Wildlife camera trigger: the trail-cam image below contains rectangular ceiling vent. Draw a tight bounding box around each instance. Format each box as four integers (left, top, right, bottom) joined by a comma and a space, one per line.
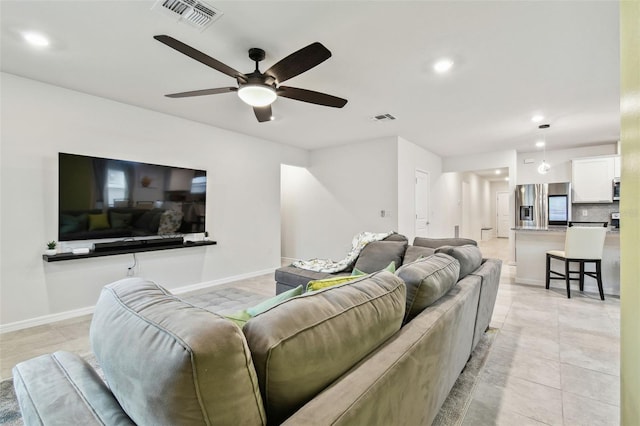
152, 0, 222, 30
370, 113, 397, 122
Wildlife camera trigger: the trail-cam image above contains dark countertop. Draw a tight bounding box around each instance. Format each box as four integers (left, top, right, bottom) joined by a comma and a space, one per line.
512, 226, 620, 233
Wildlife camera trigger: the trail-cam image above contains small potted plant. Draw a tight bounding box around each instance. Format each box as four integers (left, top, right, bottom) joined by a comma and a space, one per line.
45, 241, 57, 256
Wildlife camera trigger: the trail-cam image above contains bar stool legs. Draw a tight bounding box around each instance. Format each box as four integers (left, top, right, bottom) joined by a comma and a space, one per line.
545, 254, 605, 300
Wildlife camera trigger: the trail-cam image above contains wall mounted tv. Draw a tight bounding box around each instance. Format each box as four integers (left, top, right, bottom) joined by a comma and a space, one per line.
58, 153, 206, 242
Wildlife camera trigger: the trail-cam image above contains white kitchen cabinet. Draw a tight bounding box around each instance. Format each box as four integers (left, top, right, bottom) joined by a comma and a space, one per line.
572, 157, 615, 203
614, 155, 621, 179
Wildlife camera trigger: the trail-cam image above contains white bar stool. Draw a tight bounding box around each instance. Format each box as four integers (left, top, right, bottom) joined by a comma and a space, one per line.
545, 222, 608, 300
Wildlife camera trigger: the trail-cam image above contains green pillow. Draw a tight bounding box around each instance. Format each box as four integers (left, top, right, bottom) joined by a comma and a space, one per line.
246, 285, 303, 316
352, 261, 396, 276
306, 274, 363, 292
225, 310, 252, 328
88, 213, 110, 231
225, 285, 303, 328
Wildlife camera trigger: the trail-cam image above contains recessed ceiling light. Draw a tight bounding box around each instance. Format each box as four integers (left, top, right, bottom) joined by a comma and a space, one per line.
433, 59, 454, 74
536, 140, 545, 148
22, 31, 50, 47
531, 114, 544, 123
505, 177, 509, 181
495, 170, 501, 175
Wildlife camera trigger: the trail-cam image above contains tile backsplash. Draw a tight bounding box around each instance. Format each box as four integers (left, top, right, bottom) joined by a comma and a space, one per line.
571, 202, 619, 225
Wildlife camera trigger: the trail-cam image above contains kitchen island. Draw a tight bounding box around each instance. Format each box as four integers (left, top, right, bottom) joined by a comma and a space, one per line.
514, 226, 621, 296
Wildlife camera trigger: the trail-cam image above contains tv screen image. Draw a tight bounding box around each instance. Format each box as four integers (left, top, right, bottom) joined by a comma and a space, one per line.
58, 153, 206, 241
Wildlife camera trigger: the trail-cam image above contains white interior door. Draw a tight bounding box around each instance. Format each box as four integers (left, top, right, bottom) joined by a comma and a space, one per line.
415, 170, 430, 237
497, 191, 510, 238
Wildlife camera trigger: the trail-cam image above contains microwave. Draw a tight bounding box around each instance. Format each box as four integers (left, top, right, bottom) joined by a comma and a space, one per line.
613, 178, 620, 200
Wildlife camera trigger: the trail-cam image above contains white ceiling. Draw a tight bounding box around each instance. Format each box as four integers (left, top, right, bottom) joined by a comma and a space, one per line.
0, 1, 620, 157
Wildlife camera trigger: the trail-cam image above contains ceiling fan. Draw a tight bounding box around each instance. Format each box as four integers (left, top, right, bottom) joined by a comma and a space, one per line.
154, 35, 348, 122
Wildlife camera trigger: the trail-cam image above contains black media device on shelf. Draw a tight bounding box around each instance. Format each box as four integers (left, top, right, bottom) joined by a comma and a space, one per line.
58, 153, 207, 242
93, 237, 185, 252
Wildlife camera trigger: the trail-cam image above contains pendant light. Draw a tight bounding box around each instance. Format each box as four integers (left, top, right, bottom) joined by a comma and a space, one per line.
537, 124, 551, 174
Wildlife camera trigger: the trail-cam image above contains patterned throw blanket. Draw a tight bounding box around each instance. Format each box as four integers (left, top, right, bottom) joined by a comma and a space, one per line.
293, 231, 394, 273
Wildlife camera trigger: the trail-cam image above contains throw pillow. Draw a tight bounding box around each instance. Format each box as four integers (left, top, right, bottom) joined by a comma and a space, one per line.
88, 213, 110, 231
402, 245, 436, 264
224, 285, 303, 327
352, 240, 407, 274
352, 260, 396, 276
246, 285, 303, 316
434, 244, 483, 279
158, 210, 184, 235
60, 213, 88, 234
225, 310, 252, 328
306, 275, 362, 292
109, 211, 133, 229
395, 253, 460, 323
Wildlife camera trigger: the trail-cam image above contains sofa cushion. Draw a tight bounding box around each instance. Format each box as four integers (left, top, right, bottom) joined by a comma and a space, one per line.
412, 237, 477, 249
353, 240, 407, 273
382, 233, 409, 242
435, 244, 483, 279
90, 278, 266, 426
243, 271, 406, 425
402, 245, 436, 264
395, 253, 460, 323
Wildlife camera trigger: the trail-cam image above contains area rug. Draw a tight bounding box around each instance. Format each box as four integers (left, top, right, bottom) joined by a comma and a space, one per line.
0, 300, 498, 426
432, 327, 499, 425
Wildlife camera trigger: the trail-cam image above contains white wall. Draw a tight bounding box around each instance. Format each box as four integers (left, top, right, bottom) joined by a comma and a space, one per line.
0, 73, 307, 327
516, 144, 617, 184
444, 149, 518, 261
397, 137, 445, 241
280, 137, 398, 261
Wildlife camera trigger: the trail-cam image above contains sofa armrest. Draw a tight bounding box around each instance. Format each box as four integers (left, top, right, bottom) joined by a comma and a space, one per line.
12, 351, 134, 426
467, 258, 502, 350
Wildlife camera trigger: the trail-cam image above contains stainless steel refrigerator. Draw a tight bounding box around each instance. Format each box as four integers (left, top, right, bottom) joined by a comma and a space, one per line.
515, 182, 571, 228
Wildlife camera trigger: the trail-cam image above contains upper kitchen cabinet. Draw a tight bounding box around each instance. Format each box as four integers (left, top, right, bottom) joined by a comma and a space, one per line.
572, 156, 615, 203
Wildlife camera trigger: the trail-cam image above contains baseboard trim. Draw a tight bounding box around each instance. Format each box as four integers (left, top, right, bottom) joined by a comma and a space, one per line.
0, 268, 277, 334
171, 268, 276, 295
0, 306, 96, 334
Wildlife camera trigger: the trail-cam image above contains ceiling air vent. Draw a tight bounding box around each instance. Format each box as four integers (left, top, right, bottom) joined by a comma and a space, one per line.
370, 113, 397, 122
152, 0, 222, 30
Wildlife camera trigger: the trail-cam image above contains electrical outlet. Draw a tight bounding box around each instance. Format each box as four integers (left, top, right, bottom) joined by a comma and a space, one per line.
582, 209, 588, 217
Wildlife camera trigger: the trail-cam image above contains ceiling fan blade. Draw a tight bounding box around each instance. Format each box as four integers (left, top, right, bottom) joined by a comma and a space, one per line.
265, 42, 331, 84
253, 105, 272, 122
166, 87, 238, 98
277, 86, 347, 108
154, 35, 246, 81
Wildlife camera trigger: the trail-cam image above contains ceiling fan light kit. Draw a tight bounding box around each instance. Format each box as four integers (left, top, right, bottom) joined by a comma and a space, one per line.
238, 85, 277, 107
154, 35, 347, 122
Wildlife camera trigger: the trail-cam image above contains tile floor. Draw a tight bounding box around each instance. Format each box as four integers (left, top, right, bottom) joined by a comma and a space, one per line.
464, 238, 620, 425
0, 238, 621, 425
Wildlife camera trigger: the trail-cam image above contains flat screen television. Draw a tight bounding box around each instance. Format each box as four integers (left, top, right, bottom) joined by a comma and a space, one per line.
548, 194, 568, 226
58, 153, 206, 241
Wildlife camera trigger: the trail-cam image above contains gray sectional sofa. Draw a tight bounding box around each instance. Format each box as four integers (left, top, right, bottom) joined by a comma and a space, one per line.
13, 236, 501, 426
